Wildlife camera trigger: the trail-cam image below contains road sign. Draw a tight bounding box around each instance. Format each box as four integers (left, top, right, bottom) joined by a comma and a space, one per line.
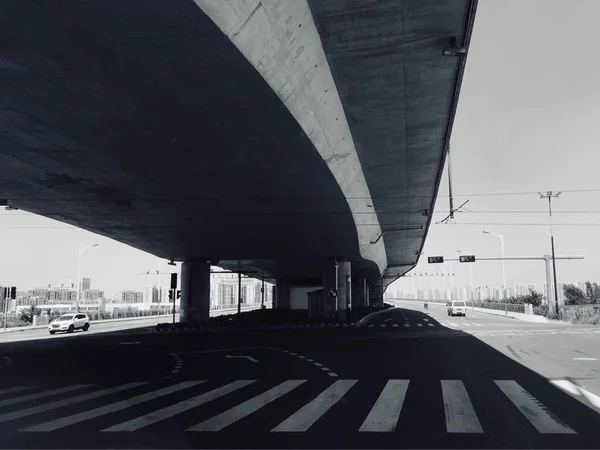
428, 256, 444, 264
459, 255, 476, 263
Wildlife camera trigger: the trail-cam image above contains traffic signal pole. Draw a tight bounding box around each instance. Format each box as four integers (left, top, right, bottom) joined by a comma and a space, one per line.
3, 288, 8, 333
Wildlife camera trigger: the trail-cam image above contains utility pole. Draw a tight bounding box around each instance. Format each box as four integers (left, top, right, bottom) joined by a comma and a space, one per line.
539, 191, 561, 315
237, 272, 242, 315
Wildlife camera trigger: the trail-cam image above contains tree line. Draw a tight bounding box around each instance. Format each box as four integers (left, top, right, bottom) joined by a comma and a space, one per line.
562, 281, 600, 305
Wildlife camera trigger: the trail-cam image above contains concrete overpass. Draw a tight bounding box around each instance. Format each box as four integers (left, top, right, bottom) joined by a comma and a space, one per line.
0, 0, 477, 322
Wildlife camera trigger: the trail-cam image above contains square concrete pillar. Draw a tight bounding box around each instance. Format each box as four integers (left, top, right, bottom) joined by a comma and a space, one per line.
274, 281, 291, 309
180, 260, 210, 323
369, 282, 383, 307
352, 277, 368, 308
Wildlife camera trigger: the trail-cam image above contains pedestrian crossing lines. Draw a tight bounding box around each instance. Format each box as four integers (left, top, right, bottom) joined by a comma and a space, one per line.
0, 377, 590, 435
365, 321, 484, 329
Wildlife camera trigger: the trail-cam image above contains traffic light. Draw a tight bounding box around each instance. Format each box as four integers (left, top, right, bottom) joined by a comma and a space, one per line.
10, 287, 16, 299
427, 256, 444, 264
168, 290, 174, 301
176, 290, 181, 299
459, 255, 476, 263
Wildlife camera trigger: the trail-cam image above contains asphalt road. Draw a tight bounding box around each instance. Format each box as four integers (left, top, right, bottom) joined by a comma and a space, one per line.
0, 303, 599, 449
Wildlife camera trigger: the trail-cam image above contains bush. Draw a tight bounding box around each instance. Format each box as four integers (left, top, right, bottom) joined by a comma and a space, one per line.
561, 307, 600, 325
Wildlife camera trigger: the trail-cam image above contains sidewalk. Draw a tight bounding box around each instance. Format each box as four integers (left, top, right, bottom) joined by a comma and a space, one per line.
469, 306, 551, 323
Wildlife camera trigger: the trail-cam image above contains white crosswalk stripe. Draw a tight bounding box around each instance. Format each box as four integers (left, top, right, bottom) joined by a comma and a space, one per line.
0, 384, 91, 408
187, 380, 305, 431
441, 380, 482, 433
0, 377, 589, 435
273, 380, 357, 431
495, 380, 575, 434
0, 383, 147, 424
360, 380, 409, 432
22, 382, 202, 432
103, 380, 255, 432
0, 386, 36, 397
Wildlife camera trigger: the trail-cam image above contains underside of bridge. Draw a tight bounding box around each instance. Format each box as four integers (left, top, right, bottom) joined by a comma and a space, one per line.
0, 1, 477, 302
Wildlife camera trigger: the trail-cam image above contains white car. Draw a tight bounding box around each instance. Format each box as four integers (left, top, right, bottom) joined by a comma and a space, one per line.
48, 314, 90, 334
447, 300, 467, 317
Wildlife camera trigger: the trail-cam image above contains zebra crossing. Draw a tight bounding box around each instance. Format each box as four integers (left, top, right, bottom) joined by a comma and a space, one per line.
0, 377, 592, 435
366, 320, 484, 329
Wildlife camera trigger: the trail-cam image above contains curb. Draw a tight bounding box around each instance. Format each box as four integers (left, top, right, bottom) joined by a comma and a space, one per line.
154, 322, 358, 333
470, 307, 551, 324
356, 306, 396, 328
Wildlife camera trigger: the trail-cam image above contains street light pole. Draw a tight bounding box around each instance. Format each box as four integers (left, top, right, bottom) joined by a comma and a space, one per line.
76, 244, 98, 313
483, 231, 507, 314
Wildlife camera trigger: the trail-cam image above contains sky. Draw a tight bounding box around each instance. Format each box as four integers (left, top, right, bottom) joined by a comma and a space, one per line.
1, 0, 600, 297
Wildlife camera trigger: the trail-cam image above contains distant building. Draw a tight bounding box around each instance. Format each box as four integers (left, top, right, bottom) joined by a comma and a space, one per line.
143, 286, 159, 305
120, 290, 144, 303
83, 289, 104, 301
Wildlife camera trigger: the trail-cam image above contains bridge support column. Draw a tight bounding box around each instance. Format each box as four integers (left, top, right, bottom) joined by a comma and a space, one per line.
352, 277, 368, 308
180, 260, 210, 323
323, 260, 351, 322
274, 281, 291, 309
369, 282, 383, 307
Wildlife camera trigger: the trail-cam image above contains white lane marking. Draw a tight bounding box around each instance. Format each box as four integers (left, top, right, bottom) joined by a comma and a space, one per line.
380, 324, 386, 328
450, 322, 459, 327
368, 324, 374, 328
404, 323, 410, 328
573, 357, 598, 361
428, 323, 435, 327
0, 384, 91, 408
188, 380, 305, 431
314, 363, 322, 367
495, 380, 575, 434
0, 383, 147, 425
463, 323, 471, 327
441, 380, 483, 433
272, 380, 357, 432
473, 323, 482, 327
0, 386, 36, 397
393, 324, 399, 328
23, 381, 203, 432
360, 380, 409, 432
119, 342, 140, 345
328, 372, 338, 378
551, 379, 600, 410
384, 319, 391, 323
417, 324, 423, 328
103, 380, 254, 432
